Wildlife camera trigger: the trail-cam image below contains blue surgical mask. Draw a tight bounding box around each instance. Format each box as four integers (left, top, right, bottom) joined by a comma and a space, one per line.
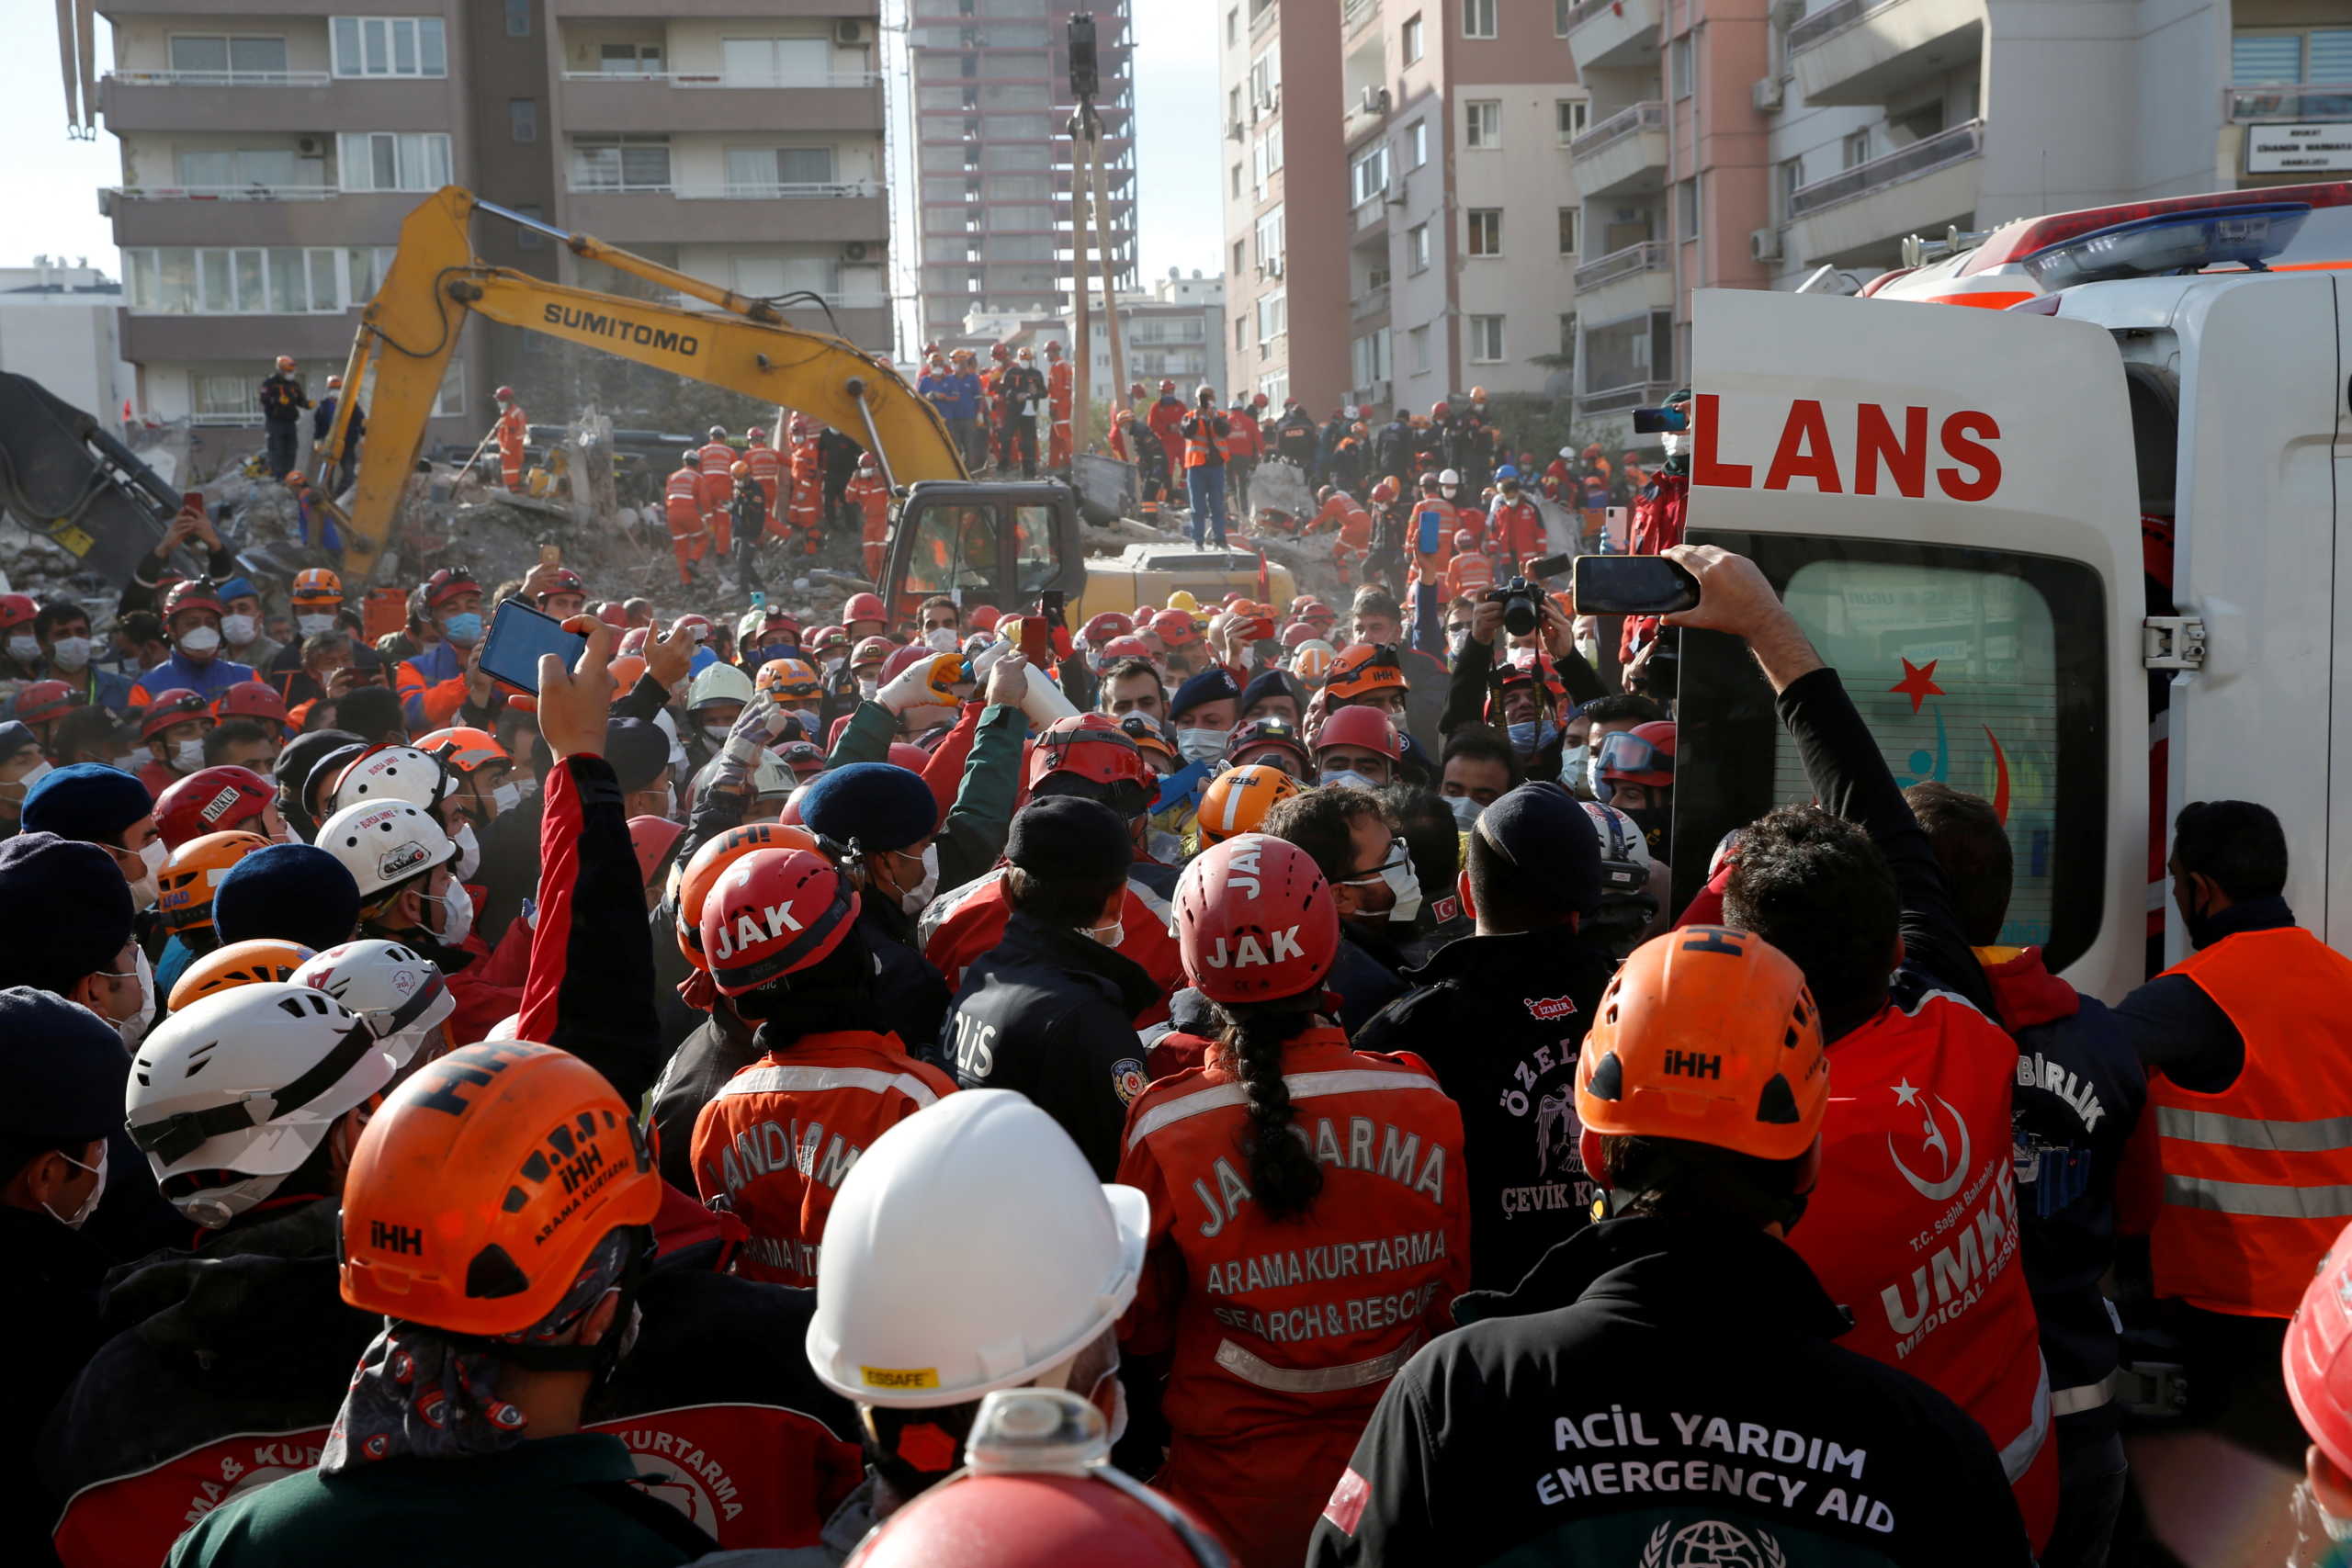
1507, 718, 1558, 757
441, 612, 483, 646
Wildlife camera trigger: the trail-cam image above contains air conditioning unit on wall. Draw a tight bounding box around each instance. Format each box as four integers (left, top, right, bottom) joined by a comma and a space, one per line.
1361, 85, 1391, 115
836, 20, 868, 45
1752, 76, 1783, 113
1751, 227, 1784, 262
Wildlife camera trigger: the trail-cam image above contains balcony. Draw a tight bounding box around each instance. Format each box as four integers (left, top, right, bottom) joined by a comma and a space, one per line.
1569, 101, 1669, 200
2224, 81, 2352, 123
1578, 378, 1679, 419
121, 310, 361, 368
1342, 0, 1381, 39
1788, 0, 1984, 109
101, 187, 424, 246
558, 72, 882, 133
1573, 241, 1673, 322
563, 181, 887, 244
1564, 0, 1660, 74
97, 71, 450, 133
551, 0, 878, 15
1351, 283, 1389, 319
1786, 118, 1981, 264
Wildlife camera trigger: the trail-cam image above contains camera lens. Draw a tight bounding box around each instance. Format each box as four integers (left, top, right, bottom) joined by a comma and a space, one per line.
1502, 592, 1539, 638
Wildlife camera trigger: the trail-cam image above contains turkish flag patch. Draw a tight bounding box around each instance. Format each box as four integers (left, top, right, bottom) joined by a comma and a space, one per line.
1322, 1467, 1371, 1535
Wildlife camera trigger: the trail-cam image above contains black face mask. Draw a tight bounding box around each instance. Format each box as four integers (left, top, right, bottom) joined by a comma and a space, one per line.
2177, 883, 2222, 950
1624, 804, 1672, 865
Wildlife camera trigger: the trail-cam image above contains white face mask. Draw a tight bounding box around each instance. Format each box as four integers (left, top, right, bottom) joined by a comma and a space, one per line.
11, 759, 52, 795
43, 1143, 107, 1230
1321, 768, 1381, 795
107, 949, 157, 1047
171, 738, 207, 774
823, 654, 848, 675
895, 841, 941, 916
1660, 429, 1690, 459
1446, 793, 1484, 831
1085, 915, 1126, 948
139, 838, 169, 879
426, 880, 474, 947
177, 625, 222, 656
701, 722, 732, 747
49, 636, 92, 671
857, 676, 881, 701
490, 780, 525, 813
1584, 748, 1607, 800
1176, 727, 1230, 766
6, 634, 39, 664
220, 615, 258, 647
1379, 847, 1424, 925
296, 613, 336, 637
1560, 742, 1590, 792
924, 626, 960, 651
452, 820, 481, 881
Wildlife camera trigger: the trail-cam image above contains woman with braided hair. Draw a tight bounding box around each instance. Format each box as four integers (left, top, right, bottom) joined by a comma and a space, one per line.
1116, 832, 1470, 1568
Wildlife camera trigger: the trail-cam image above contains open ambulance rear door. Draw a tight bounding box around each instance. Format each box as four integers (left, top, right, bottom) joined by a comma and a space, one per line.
1675, 288, 2148, 1002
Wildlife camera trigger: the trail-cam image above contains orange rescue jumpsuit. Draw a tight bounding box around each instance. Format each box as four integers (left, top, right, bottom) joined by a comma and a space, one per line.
1047, 356, 1074, 468
495, 402, 528, 491
787, 425, 823, 554
847, 468, 891, 581
699, 439, 738, 554
663, 465, 708, 584
746, 441, 785, 538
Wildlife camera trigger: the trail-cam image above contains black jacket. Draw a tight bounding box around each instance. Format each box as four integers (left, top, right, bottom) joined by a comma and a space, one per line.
1354, 924, 1619, 1293
940, 910, 1159, 1179
1375, 421, 1413, 480
3, 1208, 111, 1567
859, 897, 951, 1064
651, 1002, 763, 1194
1328, 926, 1410, 1037
1307, 1218, 2034, 1568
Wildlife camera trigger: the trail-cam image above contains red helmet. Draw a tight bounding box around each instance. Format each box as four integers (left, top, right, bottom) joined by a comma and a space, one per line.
776, 740, 827, 780
1149, 609, 1199, 647
1080, 611, 1135, 646
1598, 720, 1677, 789
162, 581, 223, 622
154, 764, 275, 848
1226, 716, 1309, 770
2289, 1221, 2352, 1479
699, 847, 860, 997
1251, 391, 1270, 407
13, 679, 74, 726
844, 592, 888, 626
1297, 598, 1335, 624
1430, 400, 1452, 421
594, 600, 628, 627
1027, 713, 1150, 793
1280, 622, 1316, 649
851, 635, 896, 670
673, 822, 822, 967
212, 681, 288, 728
808, 625, 853, 656
746, 425, 768, 444
1177, 834, 1339, 1004
420, 567, 480, 611
990, 343, 1011, 360
1369, 476, 1400, 502
880, 644, 934, 684
494, 385, 516, 401
616, 626, 650, 658
1312, 703, 1402, 761
0, 593, 36, 628
1158, 378, 1177, 393
534, 567, 586, 602
139, 688, 213, 742
1100, 636, 1153, 663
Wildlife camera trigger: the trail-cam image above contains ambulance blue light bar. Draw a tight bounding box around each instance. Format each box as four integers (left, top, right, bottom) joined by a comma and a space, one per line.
2019, 203, 2311, 290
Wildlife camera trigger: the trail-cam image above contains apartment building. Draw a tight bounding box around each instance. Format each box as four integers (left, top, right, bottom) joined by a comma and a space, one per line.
907, 0, 1137, 348
77, 0, 887, 444
1061, 271, 1227, 394
1218, 0, 1584, 423
0, 262, 131, 422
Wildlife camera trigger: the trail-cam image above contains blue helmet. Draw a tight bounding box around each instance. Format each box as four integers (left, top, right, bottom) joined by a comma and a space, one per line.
1493, 464, 1520, 482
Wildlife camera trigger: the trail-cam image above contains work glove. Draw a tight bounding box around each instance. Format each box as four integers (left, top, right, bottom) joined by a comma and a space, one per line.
876, 651, 973, 715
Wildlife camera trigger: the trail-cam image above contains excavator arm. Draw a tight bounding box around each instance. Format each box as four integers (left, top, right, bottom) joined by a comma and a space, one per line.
324, 186, 966, 583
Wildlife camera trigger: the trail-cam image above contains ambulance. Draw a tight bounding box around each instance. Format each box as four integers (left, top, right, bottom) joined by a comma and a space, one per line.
1674, 185, 2352, 1004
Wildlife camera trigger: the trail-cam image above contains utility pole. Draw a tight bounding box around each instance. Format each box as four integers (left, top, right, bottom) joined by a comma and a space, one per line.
1068, 15, 1125, 419
1065, 20, 1092, 458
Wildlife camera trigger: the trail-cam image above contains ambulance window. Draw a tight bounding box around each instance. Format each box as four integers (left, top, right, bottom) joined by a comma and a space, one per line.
1675, 535, 2109, 972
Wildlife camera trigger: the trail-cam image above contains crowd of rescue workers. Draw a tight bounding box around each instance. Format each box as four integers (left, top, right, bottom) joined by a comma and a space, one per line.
2, 371, 2346, 1568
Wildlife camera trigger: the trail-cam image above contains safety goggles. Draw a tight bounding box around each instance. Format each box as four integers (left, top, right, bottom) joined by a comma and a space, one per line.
1596, 729, 1673, 778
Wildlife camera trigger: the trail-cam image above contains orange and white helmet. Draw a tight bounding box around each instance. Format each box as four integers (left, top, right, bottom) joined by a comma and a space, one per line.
1289, 637, 1337, 683
1195, 764, 1303, 847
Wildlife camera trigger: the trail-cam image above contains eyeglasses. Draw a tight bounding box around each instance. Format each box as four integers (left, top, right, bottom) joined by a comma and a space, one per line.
1340, 837, 1409, 886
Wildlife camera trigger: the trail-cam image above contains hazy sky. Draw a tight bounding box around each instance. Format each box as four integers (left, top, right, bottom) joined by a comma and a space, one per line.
0, 3, 1222, 282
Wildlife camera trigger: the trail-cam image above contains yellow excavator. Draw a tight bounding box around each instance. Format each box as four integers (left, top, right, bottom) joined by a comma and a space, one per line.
319, 187, 1289, 622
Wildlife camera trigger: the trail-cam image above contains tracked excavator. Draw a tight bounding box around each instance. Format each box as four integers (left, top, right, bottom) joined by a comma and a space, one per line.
314, 187, 1287, 621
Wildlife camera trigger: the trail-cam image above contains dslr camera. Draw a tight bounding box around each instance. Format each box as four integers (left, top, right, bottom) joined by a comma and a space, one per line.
1486, 576, 1544, 638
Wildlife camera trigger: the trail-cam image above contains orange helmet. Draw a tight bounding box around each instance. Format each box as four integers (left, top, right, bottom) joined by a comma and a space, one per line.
1196, 764, 1304, 846
606, 654, 648, 694
730, 459, 752, 479
292, 568, 344, 604
157, 830, 273, 937
673, 821, 822, 967
1469, 385, 1487, 401
1576, 926, 1828, 1163
415, 726, 509, 775
167, 938, 318, 1012
1323, 643, 1408, 703
755, 657, 822, 705
339, 1042, 661, 1337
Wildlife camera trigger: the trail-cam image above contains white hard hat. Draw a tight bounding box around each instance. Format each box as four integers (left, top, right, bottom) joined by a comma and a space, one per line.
686, 659, 755, 714
1438, 468, 1462, 487
328, 744, 451, 815
1580, 799, 1654, 874
808, 1090, 1148, 1408
127, 983, 393, 1228
1342, 404, 1359, 420
314, 799, 458, 901
291, 938, 455, 1070
1558, 446, 1575, 459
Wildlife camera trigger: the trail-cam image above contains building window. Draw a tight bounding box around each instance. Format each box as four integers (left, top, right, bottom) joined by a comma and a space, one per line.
509, 99, 538, 143
1467, 208, 1502, 256
725, 146, 836, 194
1236, 316, 1247, 353
175, 148, 303, 188
599, 42, 663, 74
1231, 163, 1244, 197
1670, 35, 1692, 98
1469, 315, 1505, 363
1465, 100, 1501, 148
1407, 118, 1428, 167
1843, 128, 1871, 168
1675, 176, 1699, 242
166, 35, 289, 79
337, 132, 454, 192
1409, 323, 1430, 373
124, 244, 351, 315
724, 35, 834, 85
504, 0, 530, 38
1777, 155, 1804, 221
1559, 310, 1577, 359
1407, 221, 1430, 273
1464, 0, 1498, 39
1557, 206, 1580, 255
2232, 28, 2352, 85
1555, 0, 1573, 36
329, 16, 447, 78
1255, 290, 1286, 344
1230, 86, 1242, 123
1234, 238, 1247, 273
1556, 98, 1588, 145
1227, 6, 1238, 45
1351, 142, 1389, 207
1402, 14, 1424, 63
1249, 49, 1280, 110
570, 133, 672, 192
1256, 204, 1287, 272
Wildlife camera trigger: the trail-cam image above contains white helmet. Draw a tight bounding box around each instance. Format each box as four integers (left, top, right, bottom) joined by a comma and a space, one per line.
1342, 403, 1359, 420
127, 983, 392, 1228
1438, 467, 1462, 488
1580, 799, 1653, 884
328, 744, 451, 815
686, 660, 755, 716
1558, 446, 1575, 459
808, 1090, 1148, 1408
291, 939, 455, 1071
315, 799, 458, 901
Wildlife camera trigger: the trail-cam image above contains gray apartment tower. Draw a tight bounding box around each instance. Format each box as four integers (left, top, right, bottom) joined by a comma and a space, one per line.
908, 0, 1136, 346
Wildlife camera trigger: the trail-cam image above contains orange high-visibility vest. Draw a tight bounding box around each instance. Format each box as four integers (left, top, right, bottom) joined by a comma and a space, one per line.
1182, 412, 1226, 468
664, 468, 705, 536
2150, 926, 2352, 1317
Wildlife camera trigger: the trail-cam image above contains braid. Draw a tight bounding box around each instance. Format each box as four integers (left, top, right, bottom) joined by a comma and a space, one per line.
1216, 1001, 1325, 1223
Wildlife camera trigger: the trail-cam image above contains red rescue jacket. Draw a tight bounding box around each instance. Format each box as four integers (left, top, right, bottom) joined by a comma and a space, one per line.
919, 865, 1180, 1024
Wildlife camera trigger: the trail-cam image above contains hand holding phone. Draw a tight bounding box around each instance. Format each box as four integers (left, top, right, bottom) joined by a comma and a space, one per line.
478, 599, 589, 694
1570, 555, 1702, 617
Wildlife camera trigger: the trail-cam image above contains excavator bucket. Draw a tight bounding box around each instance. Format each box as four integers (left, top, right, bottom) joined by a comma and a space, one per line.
0, 373, 175, 582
